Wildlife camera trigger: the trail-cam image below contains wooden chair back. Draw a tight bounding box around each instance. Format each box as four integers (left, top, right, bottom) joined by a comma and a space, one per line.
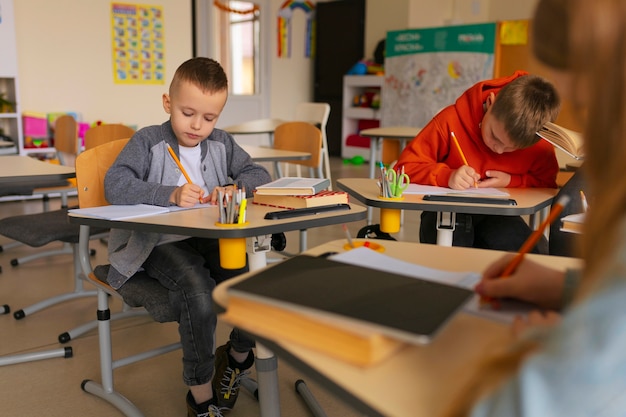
273, 121, 322, 169
75, 138, 130, 208
84, 124, 136, 150
53, 115, 79, 165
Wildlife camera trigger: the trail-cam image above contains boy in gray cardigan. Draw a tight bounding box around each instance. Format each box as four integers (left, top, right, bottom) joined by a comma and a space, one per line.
104, 57, 271, 417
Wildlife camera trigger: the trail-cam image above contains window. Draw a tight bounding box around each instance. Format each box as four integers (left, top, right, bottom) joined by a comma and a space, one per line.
211, 1, 260, 95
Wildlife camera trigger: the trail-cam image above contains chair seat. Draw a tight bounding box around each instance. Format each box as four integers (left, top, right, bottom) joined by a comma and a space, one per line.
93, 264, 178, 323
0, 208, 108, 246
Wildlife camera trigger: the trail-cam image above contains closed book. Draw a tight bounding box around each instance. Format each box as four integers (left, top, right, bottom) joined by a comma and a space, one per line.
223, 255, 473, 366
254, 177, 330, 196
252, 190, 349, 209
561, 212, 585, 234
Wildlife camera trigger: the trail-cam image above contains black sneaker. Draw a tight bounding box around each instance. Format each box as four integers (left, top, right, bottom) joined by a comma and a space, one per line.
212, 342, 254, 410
186, 391, 226, 417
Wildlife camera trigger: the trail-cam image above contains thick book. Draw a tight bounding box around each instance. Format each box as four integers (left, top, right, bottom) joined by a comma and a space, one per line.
561, 212, 585, 234
252, 190, 349, 209
254, 177, 330, 196
223, 255, 473, 366
537, 122, 584, 160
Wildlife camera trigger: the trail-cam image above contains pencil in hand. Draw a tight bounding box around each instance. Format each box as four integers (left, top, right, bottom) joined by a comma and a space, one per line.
450, 131, 477, 188
167, 143, 202, 203
480, 195, 571, 306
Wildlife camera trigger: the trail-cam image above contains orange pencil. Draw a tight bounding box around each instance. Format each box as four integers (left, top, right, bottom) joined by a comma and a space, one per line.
167, 144, 203, 203
450, 131, 477, 188
167, 144, 193, 184
481, 195, 570, 305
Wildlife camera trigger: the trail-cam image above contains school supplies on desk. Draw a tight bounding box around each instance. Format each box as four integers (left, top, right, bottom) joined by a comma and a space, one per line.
331, 248, 535, 324
255, 177, 330, 196
561, 212, 585, 234
403, 183, 510, 197
69, 203, 214, 220
217, 187, 247, 225
263, 204, 350, 219
252, 190, 348, 209
222, 254, 473, 366
378, 165, 410, 198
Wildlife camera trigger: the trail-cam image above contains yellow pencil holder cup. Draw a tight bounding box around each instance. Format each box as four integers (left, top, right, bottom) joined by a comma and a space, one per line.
378, 196, 404, 234
218, 237, 247, 269
215, 221, 250, 269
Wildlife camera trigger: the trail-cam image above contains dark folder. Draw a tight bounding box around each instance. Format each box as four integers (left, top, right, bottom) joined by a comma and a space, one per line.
228, 255, 473, 345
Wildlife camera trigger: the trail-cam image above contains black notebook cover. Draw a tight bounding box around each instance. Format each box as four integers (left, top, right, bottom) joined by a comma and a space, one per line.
228, 255, 473, 344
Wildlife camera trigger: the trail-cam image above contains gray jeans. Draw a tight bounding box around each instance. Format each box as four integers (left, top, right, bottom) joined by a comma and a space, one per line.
142, 237, 255, 386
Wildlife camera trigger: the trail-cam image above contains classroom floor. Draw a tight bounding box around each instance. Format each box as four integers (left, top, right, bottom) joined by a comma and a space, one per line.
0, 156, 423, 417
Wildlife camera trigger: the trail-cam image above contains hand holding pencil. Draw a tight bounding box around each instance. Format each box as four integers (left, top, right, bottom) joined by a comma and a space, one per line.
450, 131, 479, 189
478, 195, 570, 307
167, 143, 204, 205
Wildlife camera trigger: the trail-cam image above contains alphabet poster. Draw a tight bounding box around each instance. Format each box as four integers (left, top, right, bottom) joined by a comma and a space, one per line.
381, 23, 496, 128
111, 3, 165, 84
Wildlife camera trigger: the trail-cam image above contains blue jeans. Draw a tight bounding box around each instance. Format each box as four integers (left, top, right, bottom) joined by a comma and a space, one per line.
142, 237, 255, 387
420, 212, 548, 254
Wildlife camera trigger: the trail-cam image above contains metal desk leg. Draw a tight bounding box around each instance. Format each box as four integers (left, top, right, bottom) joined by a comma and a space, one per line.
436, 212, 456, 247
255, 343, 281, 417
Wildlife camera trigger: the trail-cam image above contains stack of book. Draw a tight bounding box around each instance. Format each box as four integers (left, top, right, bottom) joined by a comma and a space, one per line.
253, 177, 349, 209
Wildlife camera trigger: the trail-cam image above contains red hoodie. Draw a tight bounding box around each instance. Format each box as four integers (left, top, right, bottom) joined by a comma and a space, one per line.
395, 71, 558, 188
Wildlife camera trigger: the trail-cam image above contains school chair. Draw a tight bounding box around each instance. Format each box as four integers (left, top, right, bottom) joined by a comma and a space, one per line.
293, 102, 331, 188
273, 121, 324, 180
0, 114, 81, 265
74, 139, 325, 417
0, 126, 132, 322
83, 123, 136, 149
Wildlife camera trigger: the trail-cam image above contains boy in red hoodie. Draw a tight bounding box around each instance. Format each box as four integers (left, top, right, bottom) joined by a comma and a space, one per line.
395, 71, 560, 252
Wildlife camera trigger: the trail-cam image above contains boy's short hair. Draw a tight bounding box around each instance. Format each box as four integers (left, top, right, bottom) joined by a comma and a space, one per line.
170, 57, 228, 96
490, 74, 560, 148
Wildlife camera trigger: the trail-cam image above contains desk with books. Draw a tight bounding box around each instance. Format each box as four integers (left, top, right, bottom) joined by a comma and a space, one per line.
214, 239, 582, 417
337, 177, 558, 246
68, 202, 366, 417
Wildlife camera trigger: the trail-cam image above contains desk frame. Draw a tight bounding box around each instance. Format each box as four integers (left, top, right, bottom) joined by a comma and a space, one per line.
337, 178, 556, 246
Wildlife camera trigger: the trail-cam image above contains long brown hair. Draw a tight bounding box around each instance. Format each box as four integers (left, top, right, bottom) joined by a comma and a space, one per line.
442, 0, 626, 415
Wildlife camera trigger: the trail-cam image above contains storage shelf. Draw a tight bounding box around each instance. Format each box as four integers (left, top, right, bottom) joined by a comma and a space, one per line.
341, 75, 384, 159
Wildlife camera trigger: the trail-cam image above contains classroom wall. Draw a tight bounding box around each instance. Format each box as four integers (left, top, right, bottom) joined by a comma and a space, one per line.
14, 0, 192, 129
12, 0, 541, 131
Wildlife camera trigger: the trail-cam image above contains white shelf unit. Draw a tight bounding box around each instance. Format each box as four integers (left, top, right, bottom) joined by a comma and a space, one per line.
341, 75, 383, 159
0, 0, 22, 155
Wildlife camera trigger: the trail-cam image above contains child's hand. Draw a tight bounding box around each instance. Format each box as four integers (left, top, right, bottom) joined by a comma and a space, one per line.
478, 170, 511, 188
448, 165, 480, 189
170, 183, 204, 207
208, 185, 236, 205
476, 254, 566, 310
512, 310, 561, 339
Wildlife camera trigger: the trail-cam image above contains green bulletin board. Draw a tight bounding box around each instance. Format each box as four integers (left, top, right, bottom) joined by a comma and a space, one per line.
381, 23, 497, 128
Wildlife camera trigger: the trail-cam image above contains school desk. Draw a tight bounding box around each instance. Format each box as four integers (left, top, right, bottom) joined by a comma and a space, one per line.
0, 155, 75, 187
336, 177, 557, 245
241, 144, 310, 179
68, 202, 366, 417
358, 126, 421, 179
222, 118, 286, 146
213, 238, 582, 417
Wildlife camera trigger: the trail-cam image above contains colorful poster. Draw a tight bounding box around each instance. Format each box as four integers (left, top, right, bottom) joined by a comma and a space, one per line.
111, 3, 165, 84
381, 23, 496, 128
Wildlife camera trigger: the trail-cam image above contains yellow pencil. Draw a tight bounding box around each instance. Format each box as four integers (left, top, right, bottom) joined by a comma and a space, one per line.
167, 144, 193, 184
450, 131, 477, 188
